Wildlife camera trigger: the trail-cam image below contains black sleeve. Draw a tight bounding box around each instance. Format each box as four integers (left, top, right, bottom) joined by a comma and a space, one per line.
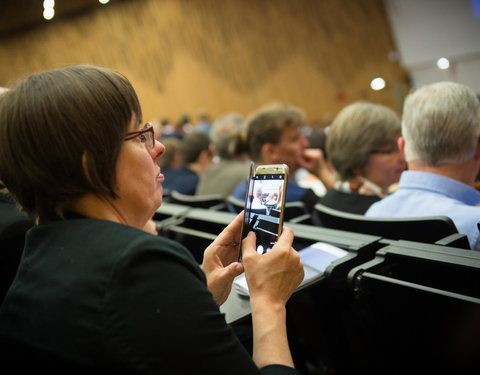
104, 241, 299, 374
261, 365, 303, 375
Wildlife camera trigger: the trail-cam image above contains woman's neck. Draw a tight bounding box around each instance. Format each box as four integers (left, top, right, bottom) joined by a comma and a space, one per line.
67, 193, 146, 230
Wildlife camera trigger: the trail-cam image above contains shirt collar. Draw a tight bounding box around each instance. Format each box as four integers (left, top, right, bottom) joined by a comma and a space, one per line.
398, 170, 480, 205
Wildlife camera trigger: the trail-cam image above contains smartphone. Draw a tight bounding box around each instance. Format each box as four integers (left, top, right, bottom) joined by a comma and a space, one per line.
238, 163, 289, 260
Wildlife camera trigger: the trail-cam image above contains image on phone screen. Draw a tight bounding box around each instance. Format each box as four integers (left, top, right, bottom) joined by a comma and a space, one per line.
240, 164, 288, 258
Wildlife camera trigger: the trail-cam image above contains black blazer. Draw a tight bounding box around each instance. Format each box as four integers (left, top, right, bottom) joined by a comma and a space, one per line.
0, 217, 297, 374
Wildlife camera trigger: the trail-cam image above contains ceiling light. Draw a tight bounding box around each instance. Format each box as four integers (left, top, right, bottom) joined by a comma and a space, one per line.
436, 57, 450, 70
370, 77, 386, 91
43, 7, 55, 20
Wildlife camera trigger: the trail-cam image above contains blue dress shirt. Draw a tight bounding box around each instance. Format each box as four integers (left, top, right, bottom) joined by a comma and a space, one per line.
366, 171, 480, 250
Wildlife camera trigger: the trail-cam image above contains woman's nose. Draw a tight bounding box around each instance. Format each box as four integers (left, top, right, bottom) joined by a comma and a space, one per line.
152, 139, 166, 160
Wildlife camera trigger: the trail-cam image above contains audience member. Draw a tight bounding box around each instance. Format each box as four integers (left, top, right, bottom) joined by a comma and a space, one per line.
162, 113, 192, 139
155, 117, 173, 138
252, 185, 266, 209
156, 136, 183, 196
195, 113, 250, 198
0, 65, 304, 373
321, 102, 406, 214
0, 183, 35, 303
161, 131, 214, 195
0, 88, 36, 303
196, 110, 212, 133
231, 102, 331, 212
295, 126, 334, 197
366, 81, 480, 250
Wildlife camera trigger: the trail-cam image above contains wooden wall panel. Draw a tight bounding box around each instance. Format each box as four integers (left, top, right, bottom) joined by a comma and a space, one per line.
0, 0, 409, 124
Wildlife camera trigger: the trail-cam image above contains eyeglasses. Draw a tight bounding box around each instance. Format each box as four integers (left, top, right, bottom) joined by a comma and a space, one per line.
370, 141, 400, 155
124, 122, 155, 149
370, 146, 399, 155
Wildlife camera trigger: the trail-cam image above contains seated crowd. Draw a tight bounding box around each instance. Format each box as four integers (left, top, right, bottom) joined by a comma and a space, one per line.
0, 64, 479, 374
154, 81, 480, 252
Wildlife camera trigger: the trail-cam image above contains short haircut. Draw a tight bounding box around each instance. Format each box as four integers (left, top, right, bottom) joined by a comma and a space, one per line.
157, 137, 181, 168
326, 101, 401, 181
402, 81, 480, 166
0, 65, 142, 221
210, 113, 247, 160
247, 102, 305, 162
179, 131, 212, 164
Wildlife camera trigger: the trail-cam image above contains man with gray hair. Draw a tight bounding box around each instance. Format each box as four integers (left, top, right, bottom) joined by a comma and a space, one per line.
366, 81, 480, 250
195, 113, 250, 197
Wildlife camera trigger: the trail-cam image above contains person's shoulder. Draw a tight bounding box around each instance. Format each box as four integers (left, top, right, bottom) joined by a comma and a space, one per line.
286, 180, 306, 191
364, 194, 391, 216
232, 179, 248, 197
286, 180, 309, 200
41, 218, 190, 256
0, 199, 34, 236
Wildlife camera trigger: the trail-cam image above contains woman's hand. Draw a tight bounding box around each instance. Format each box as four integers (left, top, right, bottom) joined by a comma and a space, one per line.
201, 212, 245, 306
241, 226, 304, 369
242, 226, 304, 305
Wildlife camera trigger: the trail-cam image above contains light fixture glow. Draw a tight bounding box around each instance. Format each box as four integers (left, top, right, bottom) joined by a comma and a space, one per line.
43, 0, 55, 8
436, 57, 450, 70
99, 0, 110, 4
370, 77, 386, 91
43, 7, 55, 20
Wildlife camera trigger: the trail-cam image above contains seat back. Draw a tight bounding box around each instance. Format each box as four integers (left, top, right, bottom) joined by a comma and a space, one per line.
169, 190, 226, 210
226, 195, 245, 213
283, 201, 312, 224
313, 202, 470, 248
343, 244, 480, 374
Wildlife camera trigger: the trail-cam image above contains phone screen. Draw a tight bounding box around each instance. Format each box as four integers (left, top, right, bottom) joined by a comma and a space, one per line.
239, 163, 288, 259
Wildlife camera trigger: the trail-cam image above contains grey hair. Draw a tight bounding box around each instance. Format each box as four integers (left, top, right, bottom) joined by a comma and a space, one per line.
326, 101, 401, 181
210, 113, 247, 159
402, 81, 480, 166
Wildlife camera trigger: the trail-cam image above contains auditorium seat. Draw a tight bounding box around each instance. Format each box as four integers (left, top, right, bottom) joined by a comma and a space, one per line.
313, 202, 470, 249
169, 190, 227, 210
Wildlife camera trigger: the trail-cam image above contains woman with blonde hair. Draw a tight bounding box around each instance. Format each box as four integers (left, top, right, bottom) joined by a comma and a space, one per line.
320, 101, 406, 214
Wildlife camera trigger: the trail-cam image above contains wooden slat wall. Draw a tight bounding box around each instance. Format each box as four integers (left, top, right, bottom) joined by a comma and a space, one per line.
0, 0, 409, 124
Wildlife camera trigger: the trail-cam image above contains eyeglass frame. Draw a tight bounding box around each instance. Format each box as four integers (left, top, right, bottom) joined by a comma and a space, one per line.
370, 138, 401, 155
124, 122, 155, 149
370, 145, 400, 155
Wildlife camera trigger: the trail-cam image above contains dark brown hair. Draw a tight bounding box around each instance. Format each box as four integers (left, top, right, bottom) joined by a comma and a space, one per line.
246, 102, 305, 162
0, 65, 142, 221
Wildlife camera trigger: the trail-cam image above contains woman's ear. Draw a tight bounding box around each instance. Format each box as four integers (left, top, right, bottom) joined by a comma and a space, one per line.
398, 136, 406, 157
473, 139, 480, 161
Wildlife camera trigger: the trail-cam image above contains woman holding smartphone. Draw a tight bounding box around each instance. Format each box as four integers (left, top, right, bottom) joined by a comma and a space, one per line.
0, 65, 304, 374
